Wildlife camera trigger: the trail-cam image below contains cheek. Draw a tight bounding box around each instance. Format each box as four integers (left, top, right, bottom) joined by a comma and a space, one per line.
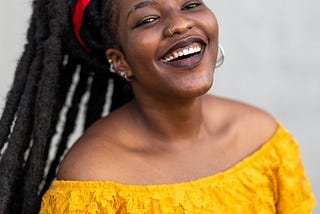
200, 11, 219, 39
122, 31, 161, 72
198, 11, 219, 66
130, 35, 157, 58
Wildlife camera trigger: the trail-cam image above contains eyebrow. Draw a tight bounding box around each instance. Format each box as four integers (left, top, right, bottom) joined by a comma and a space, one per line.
127, 1, 158, 18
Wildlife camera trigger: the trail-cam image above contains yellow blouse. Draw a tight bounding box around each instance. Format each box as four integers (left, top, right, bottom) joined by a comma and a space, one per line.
40, 124, 316, 213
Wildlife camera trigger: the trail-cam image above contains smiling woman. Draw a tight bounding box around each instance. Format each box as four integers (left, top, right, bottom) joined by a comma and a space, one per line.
0, 0, 316, 213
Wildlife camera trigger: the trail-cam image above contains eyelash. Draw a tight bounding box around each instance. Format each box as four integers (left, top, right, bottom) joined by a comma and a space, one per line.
134, 1, 202, 28
182, 2, 202, 11
135, 16, 159, 27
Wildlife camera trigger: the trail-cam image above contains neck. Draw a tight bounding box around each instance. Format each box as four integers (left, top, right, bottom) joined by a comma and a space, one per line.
130, 94, 208, 144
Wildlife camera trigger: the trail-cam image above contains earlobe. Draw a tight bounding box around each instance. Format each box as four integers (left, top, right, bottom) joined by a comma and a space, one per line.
105, 49, 133, 80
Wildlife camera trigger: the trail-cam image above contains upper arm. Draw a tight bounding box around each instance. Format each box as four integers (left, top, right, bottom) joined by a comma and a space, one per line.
275, 135, 316, 213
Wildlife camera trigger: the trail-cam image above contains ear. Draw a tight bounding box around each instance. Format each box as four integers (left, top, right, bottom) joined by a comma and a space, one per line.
106, 48, 133, 78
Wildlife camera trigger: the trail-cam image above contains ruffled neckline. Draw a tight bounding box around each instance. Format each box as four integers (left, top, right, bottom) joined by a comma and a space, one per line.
53, 122, 289, 191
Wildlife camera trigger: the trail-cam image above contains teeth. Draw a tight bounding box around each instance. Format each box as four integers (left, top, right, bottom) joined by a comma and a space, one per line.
183, 49, 189, 55
163, 43, 202, 62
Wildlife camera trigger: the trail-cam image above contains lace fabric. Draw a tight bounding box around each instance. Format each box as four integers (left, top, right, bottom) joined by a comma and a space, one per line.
40, 123, 316, 213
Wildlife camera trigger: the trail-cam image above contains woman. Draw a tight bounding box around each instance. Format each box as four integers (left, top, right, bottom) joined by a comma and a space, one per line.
0, 0, 315, 213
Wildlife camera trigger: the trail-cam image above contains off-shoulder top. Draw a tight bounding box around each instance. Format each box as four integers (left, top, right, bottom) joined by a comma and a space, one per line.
40, 124, 316, 213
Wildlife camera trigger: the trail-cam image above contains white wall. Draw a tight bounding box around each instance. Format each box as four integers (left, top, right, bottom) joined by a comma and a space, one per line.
1, 0, 319, 211
0, 1, 31, 107
208, 0, 320, 210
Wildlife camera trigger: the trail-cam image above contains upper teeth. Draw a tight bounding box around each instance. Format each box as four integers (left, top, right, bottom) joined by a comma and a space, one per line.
163, 43, 202, 62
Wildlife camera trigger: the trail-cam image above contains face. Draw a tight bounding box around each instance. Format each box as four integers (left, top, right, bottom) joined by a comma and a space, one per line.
107, 0, 219, 99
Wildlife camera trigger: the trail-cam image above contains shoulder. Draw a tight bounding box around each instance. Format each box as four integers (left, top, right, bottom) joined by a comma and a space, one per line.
57, 106, 132, 181
203, 94, 278, 127
56, 127, 115, 181
203, 95, 278, 154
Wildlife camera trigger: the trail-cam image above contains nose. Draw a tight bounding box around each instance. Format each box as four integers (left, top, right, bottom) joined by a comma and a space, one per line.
163, 11, 195, 38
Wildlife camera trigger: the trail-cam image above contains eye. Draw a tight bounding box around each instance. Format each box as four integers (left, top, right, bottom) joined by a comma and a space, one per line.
135, 16, 159, 27
182, 2, 202, 10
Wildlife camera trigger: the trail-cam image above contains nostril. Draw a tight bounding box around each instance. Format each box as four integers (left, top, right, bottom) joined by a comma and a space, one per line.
164, 27, 175, 38
165, 22, 194, 37
163, 14, 195, 38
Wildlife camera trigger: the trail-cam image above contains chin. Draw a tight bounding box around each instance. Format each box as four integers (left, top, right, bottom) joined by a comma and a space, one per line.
176, 76, 214, 98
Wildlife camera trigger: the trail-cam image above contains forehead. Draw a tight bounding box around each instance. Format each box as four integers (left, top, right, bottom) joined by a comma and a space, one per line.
118, 0, 158, 13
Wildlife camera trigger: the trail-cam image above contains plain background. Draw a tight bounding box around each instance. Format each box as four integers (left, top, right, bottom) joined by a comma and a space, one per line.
0, 0, 319, 212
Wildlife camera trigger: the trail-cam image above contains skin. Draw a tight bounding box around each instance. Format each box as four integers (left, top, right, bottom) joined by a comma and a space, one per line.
58, 0, 277, 185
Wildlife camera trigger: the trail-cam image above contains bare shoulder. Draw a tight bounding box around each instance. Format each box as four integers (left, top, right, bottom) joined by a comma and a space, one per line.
56, 132, 107, 181
57, 106, 131, 181
203, 95, 278, 150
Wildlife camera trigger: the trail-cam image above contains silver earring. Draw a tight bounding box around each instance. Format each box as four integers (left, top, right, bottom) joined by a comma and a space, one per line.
108, 59, 115, 73
119, 71, 131, 82
108, 59, 130, 81
215, 44, 225, 68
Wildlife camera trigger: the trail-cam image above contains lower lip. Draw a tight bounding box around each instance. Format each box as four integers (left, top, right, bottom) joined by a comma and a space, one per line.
161, 47, 205, 68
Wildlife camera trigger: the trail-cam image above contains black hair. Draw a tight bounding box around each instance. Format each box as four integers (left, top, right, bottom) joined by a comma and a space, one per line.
0, 0, 133, 213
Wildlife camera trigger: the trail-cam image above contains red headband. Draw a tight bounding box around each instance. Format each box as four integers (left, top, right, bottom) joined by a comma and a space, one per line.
72, 0, 91, 52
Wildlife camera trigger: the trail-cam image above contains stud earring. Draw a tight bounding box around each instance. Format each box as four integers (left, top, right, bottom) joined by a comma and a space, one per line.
119, 71, 131, 82
215, 44, 225, 68
108, 59, 131, 81
108, 59, 115, 73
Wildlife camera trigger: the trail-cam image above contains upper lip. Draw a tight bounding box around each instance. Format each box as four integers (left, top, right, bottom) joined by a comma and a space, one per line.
160, 36, 207, 60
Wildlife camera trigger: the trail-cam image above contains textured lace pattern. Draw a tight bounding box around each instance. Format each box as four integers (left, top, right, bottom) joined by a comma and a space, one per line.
40, 124, 316, 213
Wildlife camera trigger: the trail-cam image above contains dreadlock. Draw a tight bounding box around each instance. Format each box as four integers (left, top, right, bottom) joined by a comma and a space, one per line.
0, 0, 133, 213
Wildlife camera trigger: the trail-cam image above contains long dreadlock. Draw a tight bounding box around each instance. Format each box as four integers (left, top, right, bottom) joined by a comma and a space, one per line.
0, 0, 133, 213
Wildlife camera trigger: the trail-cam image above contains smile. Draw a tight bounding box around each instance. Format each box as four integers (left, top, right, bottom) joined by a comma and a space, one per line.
162, 42, 202, 62
160, 37, 206, 68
